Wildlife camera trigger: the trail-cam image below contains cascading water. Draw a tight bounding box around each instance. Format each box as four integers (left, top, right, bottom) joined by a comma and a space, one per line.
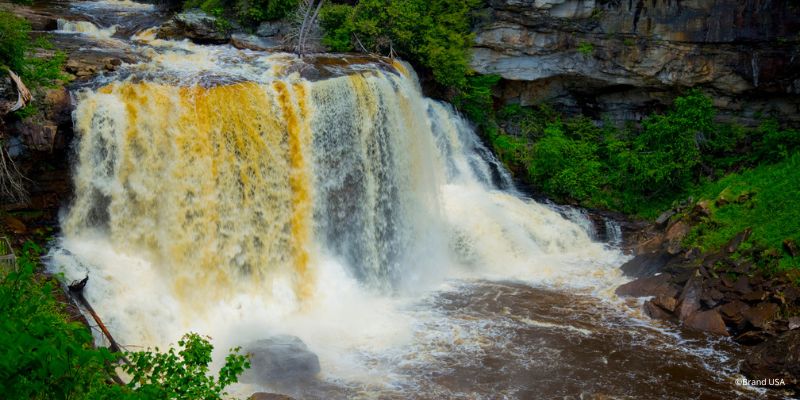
46, 2, 770, 398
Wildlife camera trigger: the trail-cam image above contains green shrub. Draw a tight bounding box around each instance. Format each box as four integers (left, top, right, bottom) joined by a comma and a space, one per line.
491, 133, 530, 171
624, 89, 714, 195
528, 122, 604, 202
319, 4, 355, 52
236, 0, 298, 26
183, 0, 296, 27
453, 74, 501, 133
496, 103, 558, 140
751, 119, 800, 163
122, 333, 250, 399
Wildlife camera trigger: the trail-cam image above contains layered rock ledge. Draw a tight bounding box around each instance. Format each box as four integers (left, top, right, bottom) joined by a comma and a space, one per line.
472, 0, 800, 125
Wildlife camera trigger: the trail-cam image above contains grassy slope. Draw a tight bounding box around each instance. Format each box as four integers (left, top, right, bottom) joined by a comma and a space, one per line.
684, 153, 800, 272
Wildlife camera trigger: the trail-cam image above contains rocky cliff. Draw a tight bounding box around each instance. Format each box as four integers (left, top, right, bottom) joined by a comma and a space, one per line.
471, 0, 800, 125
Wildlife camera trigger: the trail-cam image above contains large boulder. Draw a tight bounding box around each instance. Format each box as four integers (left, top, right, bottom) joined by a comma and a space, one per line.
676, 273, 703, 321
684, 310, 729, 336
240, 335, 320, 384
157, 10, 230, 44
231, 34, 283, 52
9, 87, 71, 152
615, 273, 678, 298
619, 252, 674, 278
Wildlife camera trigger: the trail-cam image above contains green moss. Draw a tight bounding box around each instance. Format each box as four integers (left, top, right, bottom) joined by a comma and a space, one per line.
577, 41, 594, 55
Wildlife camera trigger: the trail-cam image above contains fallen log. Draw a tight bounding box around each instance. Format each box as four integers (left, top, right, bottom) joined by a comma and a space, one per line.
68, 275, 122, 353
68, 276, 129, 385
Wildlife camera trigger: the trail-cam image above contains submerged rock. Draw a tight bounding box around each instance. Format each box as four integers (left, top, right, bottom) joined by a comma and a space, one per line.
240, 335, 320, 384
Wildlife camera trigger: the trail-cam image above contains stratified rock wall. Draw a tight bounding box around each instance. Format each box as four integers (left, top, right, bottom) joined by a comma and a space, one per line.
472, 0, 800, 124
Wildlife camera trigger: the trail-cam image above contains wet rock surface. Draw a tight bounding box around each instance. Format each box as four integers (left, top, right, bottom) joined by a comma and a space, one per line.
616, 200, 800, 394
157, 10, 230, 44
472, 0, 800, 126
240, 335, 321, 384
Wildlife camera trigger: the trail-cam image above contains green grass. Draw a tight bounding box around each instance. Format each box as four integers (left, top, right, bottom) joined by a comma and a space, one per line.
684, 153, 800, 272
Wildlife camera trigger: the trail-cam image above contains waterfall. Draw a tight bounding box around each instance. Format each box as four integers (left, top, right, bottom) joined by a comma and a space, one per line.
51, 42, 622, 364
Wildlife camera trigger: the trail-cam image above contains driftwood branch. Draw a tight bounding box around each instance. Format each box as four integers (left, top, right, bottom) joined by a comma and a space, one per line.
0, 70, 32, 116
296, 0, 324, 56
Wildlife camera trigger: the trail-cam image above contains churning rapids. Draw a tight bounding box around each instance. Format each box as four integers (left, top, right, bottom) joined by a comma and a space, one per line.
38, 1, 774, 398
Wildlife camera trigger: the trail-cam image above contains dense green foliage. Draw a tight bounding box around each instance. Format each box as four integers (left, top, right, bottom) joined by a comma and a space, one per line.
484, 89, 800, 274
488, 90, 800, 216
319, 0, 480, 88
0, 242, 119, 399
0, 12, 66, 88
0, 241, 250, 399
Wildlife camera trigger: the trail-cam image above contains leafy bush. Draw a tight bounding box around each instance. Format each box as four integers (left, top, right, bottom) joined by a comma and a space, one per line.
487, 89, 800, 216
319, 4, 355, 52
452, 74, 501, 133
123, 333, 250, 399
236, 0, 297, 26
0, 241, 250, 399
623, 89, 714, 195
528, 122, 603, 201
497, 103, 558, 140
0, 242, 118, 399
751, 119, 800, 163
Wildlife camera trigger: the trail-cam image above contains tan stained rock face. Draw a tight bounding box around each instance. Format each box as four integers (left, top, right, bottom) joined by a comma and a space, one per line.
473, 0, 800, 125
